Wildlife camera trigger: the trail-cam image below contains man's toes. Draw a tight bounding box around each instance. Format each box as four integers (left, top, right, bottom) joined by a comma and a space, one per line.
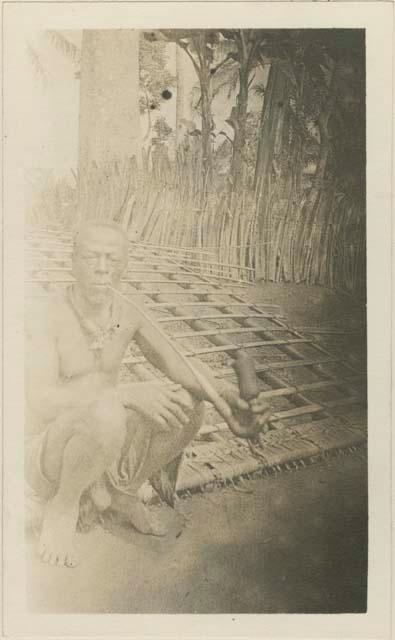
41, 548, 52, 564
48, 553, 59, 567
57, 552, 68, 568
65, 551, 78, 568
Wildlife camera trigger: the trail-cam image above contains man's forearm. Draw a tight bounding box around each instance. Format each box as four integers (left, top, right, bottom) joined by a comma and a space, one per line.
152, 351, 236, 402
136, 324, 239, 404
185, 357, 237, 400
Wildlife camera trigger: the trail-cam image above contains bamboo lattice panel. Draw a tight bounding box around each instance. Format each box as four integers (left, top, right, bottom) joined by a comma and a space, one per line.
25, 228, 367, 494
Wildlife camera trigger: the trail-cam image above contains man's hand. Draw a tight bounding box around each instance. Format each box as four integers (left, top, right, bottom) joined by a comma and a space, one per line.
120, 381, 194, 432
220, 385, 272, 432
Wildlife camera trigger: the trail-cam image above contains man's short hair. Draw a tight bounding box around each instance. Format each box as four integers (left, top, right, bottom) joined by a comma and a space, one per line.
72, 221, 129, 254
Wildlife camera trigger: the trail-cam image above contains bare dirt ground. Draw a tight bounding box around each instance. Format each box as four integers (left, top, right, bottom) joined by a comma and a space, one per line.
26, 282, 367, 614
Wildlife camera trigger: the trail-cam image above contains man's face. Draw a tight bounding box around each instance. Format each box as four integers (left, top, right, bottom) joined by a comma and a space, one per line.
72, 227, 128, 305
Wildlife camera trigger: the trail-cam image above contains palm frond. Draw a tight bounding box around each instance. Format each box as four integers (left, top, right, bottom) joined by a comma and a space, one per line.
26, 43, 50, 86
46, 30, 81, 64
253, 81, 266, 97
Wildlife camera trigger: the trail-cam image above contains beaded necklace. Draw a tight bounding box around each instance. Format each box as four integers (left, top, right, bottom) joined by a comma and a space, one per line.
67, 285, 120, 365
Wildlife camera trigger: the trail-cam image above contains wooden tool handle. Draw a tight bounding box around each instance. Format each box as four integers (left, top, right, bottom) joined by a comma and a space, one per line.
230, 350, 263, 438
110, 287, 264, 439
233, 350, 260, 401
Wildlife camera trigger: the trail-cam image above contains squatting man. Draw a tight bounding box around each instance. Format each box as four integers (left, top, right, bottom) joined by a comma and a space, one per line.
25, 222, 271, 568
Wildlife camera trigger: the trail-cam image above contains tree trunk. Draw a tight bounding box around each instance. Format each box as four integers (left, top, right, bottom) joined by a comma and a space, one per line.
199, 65, 213, 195
253, 62, 289, 279
294, 62, 341, 281
230, 67, 249, 189
78, 29, 141, 170
176, 45, 186, 146
253, 62, 288, 192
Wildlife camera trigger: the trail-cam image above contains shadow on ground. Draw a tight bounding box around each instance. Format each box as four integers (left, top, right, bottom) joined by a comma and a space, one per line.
26, 453, 367, 613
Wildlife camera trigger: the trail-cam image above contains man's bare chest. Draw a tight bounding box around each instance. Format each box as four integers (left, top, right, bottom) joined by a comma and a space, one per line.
56, 309, 136, 381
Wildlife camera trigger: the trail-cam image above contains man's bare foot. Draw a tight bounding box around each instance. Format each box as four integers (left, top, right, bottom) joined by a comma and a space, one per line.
90, 477, 112, 512
137, 481, 156, 505
38, 496, 80, 568
128, 499, 168, 537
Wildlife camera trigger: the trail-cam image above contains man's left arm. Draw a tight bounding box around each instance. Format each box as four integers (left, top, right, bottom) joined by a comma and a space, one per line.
131, 312, 271, 427
133, 321, 271, 422
134, 322, 224, 401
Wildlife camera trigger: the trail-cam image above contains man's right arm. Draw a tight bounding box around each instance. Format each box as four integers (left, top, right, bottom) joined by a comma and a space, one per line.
25, 299, 108, 424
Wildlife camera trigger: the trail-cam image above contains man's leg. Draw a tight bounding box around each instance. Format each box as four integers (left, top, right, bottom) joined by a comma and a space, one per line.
107, 392, 204, 534
38, 388, 127, 568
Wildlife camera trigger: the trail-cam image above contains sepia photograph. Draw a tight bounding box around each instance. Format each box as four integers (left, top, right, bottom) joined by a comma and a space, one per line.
2, 4, 392, 631
22, 25, 370, 615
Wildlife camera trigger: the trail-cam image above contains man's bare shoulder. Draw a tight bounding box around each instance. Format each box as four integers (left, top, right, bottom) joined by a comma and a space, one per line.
25, 290, 70, 336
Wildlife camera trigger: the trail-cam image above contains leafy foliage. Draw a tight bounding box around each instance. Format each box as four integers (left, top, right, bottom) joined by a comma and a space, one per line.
139, 36, 176, 115
153, 116, 173, 142
253, 29, 365, 196
26, 43, 50, 86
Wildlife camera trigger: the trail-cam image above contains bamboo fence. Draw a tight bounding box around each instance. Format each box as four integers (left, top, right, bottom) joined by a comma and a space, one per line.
25, 149, 366, 296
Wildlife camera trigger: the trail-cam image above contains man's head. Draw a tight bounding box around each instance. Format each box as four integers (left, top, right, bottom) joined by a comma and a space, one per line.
72, 222, 129, 305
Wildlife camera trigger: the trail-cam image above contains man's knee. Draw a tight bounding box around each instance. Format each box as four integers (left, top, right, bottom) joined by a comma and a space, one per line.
90, 388, 126, 427
81, 389, 127, 457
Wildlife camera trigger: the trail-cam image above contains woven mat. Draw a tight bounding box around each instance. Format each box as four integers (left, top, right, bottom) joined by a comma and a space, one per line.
176, 413, 367, 493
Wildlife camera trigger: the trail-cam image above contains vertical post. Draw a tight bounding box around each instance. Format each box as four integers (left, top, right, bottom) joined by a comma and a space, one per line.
78, 29, 141, 170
